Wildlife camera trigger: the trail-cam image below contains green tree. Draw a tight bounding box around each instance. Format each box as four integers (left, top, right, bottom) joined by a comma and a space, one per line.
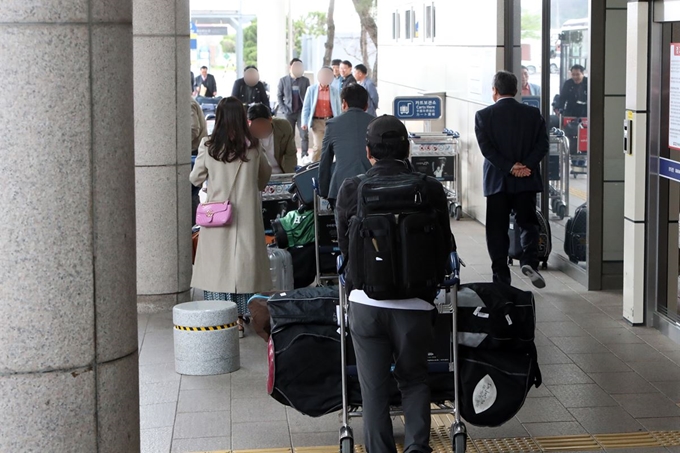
521, 11, 541, 40
243, 19, 257, 68
290, 12, 327, 57
221, 35, 236, 54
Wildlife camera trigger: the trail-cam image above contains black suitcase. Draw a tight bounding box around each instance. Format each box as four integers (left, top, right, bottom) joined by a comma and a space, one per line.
565, 203, 587, 263
291, 163, 320, 207
509, 208, 552, 269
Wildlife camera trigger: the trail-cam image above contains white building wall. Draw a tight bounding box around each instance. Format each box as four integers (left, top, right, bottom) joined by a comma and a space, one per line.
377, 0, 505, 223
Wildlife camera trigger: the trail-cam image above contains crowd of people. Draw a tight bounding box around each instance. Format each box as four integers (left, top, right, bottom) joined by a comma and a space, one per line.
189, 61, 551, 451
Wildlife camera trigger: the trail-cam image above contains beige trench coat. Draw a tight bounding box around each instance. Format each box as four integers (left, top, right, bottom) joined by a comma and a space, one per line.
190, 137, 273, 294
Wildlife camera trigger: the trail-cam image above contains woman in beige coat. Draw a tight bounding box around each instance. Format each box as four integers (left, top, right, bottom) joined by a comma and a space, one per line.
190, 96, 273, 336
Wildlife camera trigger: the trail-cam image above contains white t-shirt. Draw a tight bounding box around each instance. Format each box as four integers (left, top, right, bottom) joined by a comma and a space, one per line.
260, 131, 282, 174
349, 290, 434, 311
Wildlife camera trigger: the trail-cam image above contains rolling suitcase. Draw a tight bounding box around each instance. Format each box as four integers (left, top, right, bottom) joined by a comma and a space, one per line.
565, 203, 587, 263
509, 208, 552, 269
268, 247, 294, 292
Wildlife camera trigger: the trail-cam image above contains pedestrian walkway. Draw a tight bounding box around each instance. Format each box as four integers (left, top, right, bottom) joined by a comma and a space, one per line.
138, 219, 680, 453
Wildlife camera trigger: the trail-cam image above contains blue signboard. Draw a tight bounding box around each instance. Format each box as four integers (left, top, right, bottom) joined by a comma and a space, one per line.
393, 96, 442, 120
659, 157, 680, 183
522, 96, 541, 109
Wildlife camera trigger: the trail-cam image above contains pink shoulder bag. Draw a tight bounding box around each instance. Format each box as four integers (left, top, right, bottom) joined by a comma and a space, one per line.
195, 161, 243, 227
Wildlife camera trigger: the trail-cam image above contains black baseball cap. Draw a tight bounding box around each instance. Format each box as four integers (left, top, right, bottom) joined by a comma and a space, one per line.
366, 115, 409, 145
331, 59, 342, 66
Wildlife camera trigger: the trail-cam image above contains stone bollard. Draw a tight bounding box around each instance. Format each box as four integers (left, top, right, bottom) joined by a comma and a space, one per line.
173, 301, 240, 375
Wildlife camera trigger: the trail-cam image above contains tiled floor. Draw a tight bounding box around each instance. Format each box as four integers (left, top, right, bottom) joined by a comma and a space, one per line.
138, 219, 680, 453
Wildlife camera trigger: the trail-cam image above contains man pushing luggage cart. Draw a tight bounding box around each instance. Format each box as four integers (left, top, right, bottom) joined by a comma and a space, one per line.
335, 115, 462, 453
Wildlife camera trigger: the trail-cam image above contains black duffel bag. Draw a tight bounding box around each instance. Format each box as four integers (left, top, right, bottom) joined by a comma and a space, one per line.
458, 347, 541, 427
456, 283, 536, 351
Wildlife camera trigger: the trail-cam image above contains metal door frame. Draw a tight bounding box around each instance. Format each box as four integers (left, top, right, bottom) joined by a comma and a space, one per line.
647, 1, 680, 341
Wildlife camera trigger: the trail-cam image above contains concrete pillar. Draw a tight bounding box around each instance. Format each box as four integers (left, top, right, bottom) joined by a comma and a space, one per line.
0, 0, 139, 451
133, 0, 193, 311
257, 0, 288, 92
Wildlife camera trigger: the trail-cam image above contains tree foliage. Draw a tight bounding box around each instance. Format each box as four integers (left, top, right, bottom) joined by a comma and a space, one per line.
243, 19, 257, 68
291, 12, 327, 57
521, 12, 541, 40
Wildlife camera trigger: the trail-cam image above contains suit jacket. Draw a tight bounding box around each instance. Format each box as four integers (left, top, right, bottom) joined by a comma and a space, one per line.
359, 77, 379, 116
271, 117, 298, 173
300, 84, 342, 128
318, 108, 373, 199
231, 78, 270, 106
277, 75, 310, 115
474, 98, 549, 197
195, 74, 217, 97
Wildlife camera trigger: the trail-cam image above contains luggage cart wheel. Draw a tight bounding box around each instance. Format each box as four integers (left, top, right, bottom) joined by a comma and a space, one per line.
454, 205, 462, 221
508, 257, 513, 266
453, 432, 467, 452
340, 437, 354, 453
542, 261, 548, 270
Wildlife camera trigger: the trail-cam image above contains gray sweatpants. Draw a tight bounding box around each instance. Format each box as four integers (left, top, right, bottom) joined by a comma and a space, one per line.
349, 302, 434, 453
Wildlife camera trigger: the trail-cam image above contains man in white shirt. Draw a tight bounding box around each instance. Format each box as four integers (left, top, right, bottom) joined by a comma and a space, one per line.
247, 103, 298, 174
335, 115, 454, 453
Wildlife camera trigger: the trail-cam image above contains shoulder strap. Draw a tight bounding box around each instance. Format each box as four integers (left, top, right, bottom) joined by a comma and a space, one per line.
225, 160, 244, 202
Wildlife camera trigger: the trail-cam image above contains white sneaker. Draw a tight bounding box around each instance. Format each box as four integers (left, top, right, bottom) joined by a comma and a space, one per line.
521, 265, 546, 289
300, 155, 312, 166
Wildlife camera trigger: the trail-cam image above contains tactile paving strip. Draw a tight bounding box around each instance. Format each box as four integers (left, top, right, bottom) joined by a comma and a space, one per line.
196, 429, 680, 453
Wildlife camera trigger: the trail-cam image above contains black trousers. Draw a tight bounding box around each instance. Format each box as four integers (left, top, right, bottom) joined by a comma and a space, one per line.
349, 302, 434, 453
485, 191, 540, 285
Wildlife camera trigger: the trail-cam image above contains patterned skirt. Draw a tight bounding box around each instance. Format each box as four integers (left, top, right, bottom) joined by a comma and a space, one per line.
203, 291, 254, 316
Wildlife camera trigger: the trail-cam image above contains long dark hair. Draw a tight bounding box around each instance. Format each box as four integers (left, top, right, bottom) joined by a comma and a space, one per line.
206, 96, 258, 163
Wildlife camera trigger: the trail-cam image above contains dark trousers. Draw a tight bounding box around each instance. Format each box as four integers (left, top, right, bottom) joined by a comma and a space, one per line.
485, 191, 540, 285
285, 111, 309, 155
349, 302, 433, 453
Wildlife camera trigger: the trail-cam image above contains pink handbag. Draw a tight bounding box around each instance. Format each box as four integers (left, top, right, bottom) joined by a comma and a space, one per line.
195, 161, 242, 228
196, 201, 232, 227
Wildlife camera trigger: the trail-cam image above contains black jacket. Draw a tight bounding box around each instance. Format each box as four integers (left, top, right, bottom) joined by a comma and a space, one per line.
195, 74, 217, 97
555, 78, 588, 117
341, 74, 357, 89
335, 159, 454, 301
231, 78, 270, 106
475, 98, 549, 197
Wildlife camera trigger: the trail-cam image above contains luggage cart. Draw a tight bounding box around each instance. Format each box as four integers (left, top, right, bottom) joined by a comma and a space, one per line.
409, 130, 463, 220
548, 128, 570, 220
336, 253, 467, 453
311, 180, 340, 286
562, 117, 588, 178
262, 173, 297, 241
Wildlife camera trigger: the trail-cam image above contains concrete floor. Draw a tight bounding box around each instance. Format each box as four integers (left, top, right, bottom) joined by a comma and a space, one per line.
137, 219, 680, 453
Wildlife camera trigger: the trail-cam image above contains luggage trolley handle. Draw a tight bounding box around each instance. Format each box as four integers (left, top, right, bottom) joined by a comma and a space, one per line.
336, 255, 352, 439
444, 251, 466, 441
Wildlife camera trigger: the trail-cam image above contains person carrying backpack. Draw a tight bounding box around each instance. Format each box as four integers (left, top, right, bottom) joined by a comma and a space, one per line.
335, 115, 454, 453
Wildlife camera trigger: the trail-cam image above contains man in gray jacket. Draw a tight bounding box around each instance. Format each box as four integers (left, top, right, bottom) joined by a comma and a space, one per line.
277, 58, 310, 158
318, 84, 373, 208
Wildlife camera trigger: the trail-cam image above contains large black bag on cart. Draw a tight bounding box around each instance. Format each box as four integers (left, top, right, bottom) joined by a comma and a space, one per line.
458, 347, 541, 427
267, 287, 361, 417
456, 283, 537, 351
266, 287, 455, 416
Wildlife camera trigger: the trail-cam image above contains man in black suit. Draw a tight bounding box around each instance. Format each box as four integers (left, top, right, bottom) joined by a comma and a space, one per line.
475, 71, 549, 288
195, 66, 217, 98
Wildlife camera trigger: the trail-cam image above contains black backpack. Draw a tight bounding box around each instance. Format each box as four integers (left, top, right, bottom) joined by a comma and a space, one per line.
348, 172, 447, 300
